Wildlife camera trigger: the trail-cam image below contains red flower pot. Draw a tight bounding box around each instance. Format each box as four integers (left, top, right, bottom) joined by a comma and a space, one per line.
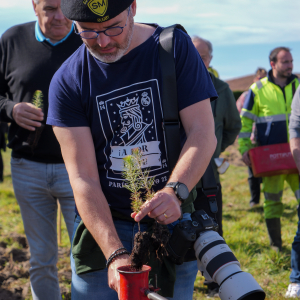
117, 265, 151, 300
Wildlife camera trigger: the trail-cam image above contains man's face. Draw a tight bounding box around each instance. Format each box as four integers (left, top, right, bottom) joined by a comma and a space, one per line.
193, 41, 212, 69
32, 0, 72, 43
76, 2, 136, 64
272, 50, 293, 79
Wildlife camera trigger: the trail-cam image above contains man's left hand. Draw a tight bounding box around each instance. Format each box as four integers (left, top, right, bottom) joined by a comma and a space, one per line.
132, 189, 182, 225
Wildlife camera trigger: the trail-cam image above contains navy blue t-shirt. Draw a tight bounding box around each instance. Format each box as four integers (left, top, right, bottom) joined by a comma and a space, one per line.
47, 25, 218, 217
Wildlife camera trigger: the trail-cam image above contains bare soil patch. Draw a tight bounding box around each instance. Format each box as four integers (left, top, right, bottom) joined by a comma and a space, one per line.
0, 233, 71, 300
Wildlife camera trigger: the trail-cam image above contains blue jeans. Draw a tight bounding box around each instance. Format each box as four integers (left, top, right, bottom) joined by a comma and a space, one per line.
11, 157, 75, 300
290, 203, 300, 283
71, 215, 198, 300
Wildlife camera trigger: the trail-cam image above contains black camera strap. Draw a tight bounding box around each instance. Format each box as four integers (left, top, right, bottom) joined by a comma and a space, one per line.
158, 25, 218, 215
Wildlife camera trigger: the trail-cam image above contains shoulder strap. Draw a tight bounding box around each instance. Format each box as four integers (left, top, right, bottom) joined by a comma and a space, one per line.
292, 81, 296, 98
158, 24, 218, 214
158, 24, 187, 174
201, 164, 219, 214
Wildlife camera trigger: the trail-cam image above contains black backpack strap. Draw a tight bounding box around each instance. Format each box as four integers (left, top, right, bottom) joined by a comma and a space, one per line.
158, 24, 187, 173
158, 24, 218, 215
201, 164, 219, 214
292, 81, 296, 98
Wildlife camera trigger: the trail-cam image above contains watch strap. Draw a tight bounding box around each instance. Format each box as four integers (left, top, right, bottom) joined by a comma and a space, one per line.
165, 182, 178, 189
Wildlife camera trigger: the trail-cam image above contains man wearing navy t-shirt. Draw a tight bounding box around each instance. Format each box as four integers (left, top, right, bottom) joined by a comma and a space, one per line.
47, 0, 218, 299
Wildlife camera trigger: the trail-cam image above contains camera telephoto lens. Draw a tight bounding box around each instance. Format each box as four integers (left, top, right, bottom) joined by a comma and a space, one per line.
194, 231, 265, 300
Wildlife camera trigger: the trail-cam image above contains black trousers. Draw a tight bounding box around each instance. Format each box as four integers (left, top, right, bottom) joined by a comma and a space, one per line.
248, 167, 261, 204
194, 183, 223, 237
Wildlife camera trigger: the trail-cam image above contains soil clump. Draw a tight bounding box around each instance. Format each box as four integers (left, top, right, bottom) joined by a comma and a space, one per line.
130, 222, 170, 270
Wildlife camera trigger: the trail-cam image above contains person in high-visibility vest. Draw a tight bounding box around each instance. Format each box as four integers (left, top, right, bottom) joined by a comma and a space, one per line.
238, 47, 299, 253
236, 68, 267, 208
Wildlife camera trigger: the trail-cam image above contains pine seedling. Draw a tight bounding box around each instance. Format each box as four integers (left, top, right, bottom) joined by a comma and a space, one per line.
26, 90, 44, 151
32, 90, 43, 110
123, 151, 143, 214
140, 167, 155, 203
123, 148, 155, 217
123, 149, 170, 270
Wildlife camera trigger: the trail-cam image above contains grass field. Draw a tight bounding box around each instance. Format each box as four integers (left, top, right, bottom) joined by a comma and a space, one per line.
0, 147, 299, 299
193, 160, 298, 299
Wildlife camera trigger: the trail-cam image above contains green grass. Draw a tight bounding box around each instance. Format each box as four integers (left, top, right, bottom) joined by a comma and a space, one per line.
194, 165, 298, 299
0, 149, 299, 299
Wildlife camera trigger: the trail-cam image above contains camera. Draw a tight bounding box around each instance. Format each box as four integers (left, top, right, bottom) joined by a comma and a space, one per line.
167, 210, 266, 300
167, 210, 219, 265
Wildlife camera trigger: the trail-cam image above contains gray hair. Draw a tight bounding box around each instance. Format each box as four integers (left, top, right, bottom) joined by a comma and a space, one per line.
192, 36, 213, 57
33, 0, 39, 3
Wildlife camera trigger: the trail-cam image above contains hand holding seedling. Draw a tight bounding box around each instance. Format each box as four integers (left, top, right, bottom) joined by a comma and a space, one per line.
133, 188, 182, 225
13, 90, 44, 131
123, 148, 182, 225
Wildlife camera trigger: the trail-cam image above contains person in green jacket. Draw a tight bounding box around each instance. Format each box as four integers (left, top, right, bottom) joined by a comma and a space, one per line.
238, 47, 299, 252
192, 36, 242, 298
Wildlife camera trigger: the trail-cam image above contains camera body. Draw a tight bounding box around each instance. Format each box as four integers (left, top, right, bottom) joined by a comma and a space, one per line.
167, 209, 218, 265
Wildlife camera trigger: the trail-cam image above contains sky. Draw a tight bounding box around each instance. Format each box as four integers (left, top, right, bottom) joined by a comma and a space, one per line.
0, 0, 299, 80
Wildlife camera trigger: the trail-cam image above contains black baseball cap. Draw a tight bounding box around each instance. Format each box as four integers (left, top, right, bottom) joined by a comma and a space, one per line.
61, 0, 134, 23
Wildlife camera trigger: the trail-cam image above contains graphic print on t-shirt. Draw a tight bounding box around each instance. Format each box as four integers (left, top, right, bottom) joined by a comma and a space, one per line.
96, 79, 169, 182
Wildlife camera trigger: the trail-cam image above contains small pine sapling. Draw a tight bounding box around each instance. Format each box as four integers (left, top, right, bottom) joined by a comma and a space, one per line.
32, 90, 44, 110
26, 90, 45, 150
122, 148, 170, 270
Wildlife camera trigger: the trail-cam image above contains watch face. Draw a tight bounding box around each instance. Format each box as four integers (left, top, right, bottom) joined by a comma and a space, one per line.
177, 183, 189, 200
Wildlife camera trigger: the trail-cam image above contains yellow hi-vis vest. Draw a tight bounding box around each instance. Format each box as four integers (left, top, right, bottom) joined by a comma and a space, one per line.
238, 75, 299, 155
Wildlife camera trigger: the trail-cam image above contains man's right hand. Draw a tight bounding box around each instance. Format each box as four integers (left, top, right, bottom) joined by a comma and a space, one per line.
108, 254, 131, 298
242, 150, 251, 167
12, 103, 44, 131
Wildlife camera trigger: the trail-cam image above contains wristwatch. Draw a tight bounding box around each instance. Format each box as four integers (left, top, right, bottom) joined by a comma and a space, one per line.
165, 182, 189, 204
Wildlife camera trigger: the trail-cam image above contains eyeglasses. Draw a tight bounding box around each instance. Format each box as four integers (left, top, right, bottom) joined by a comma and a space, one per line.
74, 7, 131, 39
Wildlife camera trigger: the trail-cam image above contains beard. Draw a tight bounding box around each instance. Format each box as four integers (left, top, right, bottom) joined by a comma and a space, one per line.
277, 68, 293, 79
85, 17, 134, 64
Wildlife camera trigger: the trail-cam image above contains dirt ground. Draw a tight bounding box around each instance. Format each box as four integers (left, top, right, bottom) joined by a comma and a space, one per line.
0, 232, 71, 300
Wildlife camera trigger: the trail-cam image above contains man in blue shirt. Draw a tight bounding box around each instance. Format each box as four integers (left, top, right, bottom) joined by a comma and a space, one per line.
47, 0, 218, 299
0, 0, 82, 299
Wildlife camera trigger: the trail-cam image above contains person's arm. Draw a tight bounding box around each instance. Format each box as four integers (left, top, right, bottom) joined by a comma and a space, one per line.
220, 86, 242, 152
289, 85, 300, 172
53, 125, 130, 297
0, 38, 43, 130
290, 138, 300, 172
238, 89, 257, 166
134, 98, 217, 223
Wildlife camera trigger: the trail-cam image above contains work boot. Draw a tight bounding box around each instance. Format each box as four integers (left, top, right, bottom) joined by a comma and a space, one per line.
248, 176, 261, 205
265, 218, 282, 251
